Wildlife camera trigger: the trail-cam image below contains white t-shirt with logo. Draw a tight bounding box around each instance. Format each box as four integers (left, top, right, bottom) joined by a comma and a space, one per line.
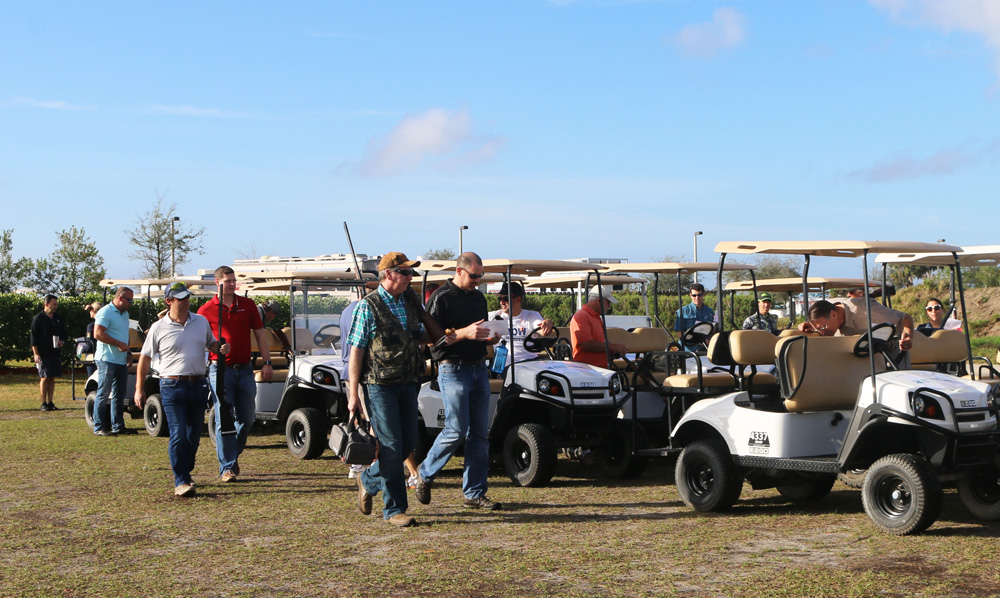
487, 309, 546, 363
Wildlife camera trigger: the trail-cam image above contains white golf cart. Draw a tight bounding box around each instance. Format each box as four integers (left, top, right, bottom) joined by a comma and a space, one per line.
666, 241, 1000, 535
415, 259, 639, 487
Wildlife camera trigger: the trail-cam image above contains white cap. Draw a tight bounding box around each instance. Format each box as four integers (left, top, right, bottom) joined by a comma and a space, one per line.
587, 285, 619, 304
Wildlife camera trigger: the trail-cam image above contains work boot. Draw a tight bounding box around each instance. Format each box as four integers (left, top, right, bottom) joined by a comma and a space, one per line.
414, 475, 432, 505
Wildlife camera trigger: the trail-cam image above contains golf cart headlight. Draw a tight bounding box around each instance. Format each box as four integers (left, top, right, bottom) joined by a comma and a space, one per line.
610, 375, 622, 395
910, 392, 943, 420
537, 377, 564, 397
312, 369, 336, 385
912, 395, 925, 414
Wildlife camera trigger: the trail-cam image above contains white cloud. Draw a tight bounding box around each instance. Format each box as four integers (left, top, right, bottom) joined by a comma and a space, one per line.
846, 139, 999, 182
150, 105, 251, 118
357, 108, 506, 177
669, 7, 748, 58
870, 0, 1000, 85
6, 97, 92, 110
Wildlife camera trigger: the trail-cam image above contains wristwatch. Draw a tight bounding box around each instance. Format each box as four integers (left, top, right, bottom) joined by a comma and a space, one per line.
264, 361, 272, 366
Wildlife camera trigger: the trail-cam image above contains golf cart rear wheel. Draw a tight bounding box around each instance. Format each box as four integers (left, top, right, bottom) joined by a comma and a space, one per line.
957, 462, 1000, 521
286, 407, 325, 460
676, 439, 743, 512
597, 420, 648, 479
207, 407, 218, 448
144, 394, 168, 437
776, 474, 836, 502
861, 453, 942, 535
503, 423, 557, 488
84, 391, 96, 428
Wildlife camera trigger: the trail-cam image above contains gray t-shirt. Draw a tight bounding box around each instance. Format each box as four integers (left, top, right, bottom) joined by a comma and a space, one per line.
833, 298, 907, 336
141, 311, 216, 377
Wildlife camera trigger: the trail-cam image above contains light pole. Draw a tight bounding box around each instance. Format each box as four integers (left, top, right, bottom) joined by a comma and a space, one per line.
693, 231, 703, 284
171, 216, 180, 277
459, 225, 469, 255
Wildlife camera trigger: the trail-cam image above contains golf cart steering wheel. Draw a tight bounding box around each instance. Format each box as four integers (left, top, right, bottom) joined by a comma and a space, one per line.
853, 323, 896, 357
313, 324, 340, 347
681, 321, 714, 349
523, 326, 558, 354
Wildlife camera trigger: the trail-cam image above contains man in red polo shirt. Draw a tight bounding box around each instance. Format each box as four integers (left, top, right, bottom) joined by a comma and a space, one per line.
198, 266, 274, 482
570, 286, 627, 368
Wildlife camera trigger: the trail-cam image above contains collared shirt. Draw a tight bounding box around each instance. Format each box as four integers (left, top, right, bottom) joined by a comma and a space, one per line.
197, 294, 263, 364
95, 303, 131, 365
141, 311, 216, 377
428, 280, 488, 362
570, 304, 608, 368
833, 298, 907, 336
675, 302, 715, 351
742, 312, 779, 334
487, 308, 545, 363
347, 285, 409, 351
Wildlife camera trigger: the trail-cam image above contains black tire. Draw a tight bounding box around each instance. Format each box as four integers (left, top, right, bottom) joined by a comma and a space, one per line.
838, 468, 867, 489
861, 453, 942, 535
597, 420, 648, 479
777, 474, 836, 502
675, 439, 743, 512
957, 462, 1000, 521
286, 407, 326, 460
413, 417, 430, 465
207, 407, 218, 448
84, 392, 96, 428
503, 423, 557, 487
143, 394, 168, 437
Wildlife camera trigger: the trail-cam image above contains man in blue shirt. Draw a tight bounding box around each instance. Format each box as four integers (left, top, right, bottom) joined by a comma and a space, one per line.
92, 287, 136, 435
674, 283, 715, 352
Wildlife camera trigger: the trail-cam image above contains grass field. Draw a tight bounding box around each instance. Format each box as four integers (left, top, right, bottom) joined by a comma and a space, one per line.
2, 371, 1000, 598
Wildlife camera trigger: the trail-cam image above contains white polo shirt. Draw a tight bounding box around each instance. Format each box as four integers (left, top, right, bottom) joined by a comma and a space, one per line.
141, 311, 216, 377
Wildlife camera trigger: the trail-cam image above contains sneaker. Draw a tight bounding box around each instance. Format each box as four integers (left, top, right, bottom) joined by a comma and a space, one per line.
221, 470, 238, 483
387, 513, 416, 527
232, 462, 240, 476
414, 475, 432, 505
406, 474, 418, 489
174, 484, 196, 497
40, 403, 50, 411
463, 496, 501, 511
357, 476, 373, 516
112, 428, 138, 435
47, 403, 59, 411
94, 429, 113, 436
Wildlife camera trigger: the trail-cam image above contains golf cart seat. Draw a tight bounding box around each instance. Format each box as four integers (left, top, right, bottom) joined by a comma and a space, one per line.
609, 327, 671, 371
255, 368, 289, 383
659, 333, 737, 390
484, 344, 505, 393
283, 327, 316, 354
127, 328, 145, 374
250, 328, 290, 368
728, 330, 779, 391
909, 329, 965, 373
777, 334, 879, 412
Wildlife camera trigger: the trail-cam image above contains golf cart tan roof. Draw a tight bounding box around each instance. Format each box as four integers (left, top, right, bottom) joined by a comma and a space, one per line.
724, 277, 878, 293
235, 268, 374, 282
874, 245, 1000, 268
100, 277, 216, 288
524, 274, 646, 289
714, 240, 963, 257
602, 262, 756, 274
480, 259, 604, 275
411, 272, 515, 290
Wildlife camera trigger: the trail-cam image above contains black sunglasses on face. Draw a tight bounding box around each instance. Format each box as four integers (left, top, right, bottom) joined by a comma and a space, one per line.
691, 293, 704, 297
462, 270, 485, 280
393, 269, 416, 277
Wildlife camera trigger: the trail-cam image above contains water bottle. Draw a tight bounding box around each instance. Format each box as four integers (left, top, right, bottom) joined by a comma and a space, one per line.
491, 340, 508, 374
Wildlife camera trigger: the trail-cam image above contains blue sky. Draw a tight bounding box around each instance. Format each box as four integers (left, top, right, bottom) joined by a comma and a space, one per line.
2, 0, 998, 282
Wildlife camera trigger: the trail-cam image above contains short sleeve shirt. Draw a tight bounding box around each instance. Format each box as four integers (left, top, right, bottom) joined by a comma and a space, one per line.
197, 295, 263, 364
95, 303, 131, 365
141, 312, 216, 377
487, 309, 545, 363
833, 298, 907, 336
570, 304, 607, 367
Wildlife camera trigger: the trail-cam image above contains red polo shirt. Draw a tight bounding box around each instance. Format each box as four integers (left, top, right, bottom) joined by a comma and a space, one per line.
197, 295, 263, 365
570, 304, 608, 368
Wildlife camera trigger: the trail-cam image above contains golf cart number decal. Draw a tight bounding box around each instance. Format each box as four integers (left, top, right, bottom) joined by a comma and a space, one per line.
961, 400, 977, 408
437, 409, 446, 426
579, 382, 596, 387
748, 431, 770, 454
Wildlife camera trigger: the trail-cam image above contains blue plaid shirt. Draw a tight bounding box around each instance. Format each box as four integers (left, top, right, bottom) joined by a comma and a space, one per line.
346, 285, 409, 350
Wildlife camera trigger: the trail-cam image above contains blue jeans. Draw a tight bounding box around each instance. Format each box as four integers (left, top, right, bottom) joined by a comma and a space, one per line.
418, 361, 491, 499
94, 361, 127, 433
208, 363, 257, 475
360, 382, 418, 519
159, 378, 209, 487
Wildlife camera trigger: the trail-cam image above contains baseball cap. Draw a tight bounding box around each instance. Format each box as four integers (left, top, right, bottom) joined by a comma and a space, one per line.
165, 282, 192, 300
498, 282, 525, 299
587, 285, 619, 304
262, 300, 280, 313
759, 292, 773, 303
377, 252, 421, 271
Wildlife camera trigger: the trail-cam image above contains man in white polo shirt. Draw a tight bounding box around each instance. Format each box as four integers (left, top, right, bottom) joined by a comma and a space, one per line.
134, 282, 229, 497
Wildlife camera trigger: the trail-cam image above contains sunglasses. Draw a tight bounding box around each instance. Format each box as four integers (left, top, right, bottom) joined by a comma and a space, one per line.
926, 305, 943, 311
460, 268, 485, 280
124, 297, 134, 303
393, 269, 417, 277
691, 293, 704, 297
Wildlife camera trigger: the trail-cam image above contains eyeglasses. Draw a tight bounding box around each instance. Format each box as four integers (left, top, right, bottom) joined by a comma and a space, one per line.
690, 293, 704, 298
926, 305, 943, 311
460, 268, 485, 280
393, 269, 416, 277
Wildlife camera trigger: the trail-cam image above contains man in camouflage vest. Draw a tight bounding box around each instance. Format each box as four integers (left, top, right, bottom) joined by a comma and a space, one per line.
346, 252, 429, 528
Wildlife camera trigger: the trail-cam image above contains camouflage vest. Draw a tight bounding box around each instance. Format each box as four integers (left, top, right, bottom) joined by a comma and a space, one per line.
362, 291, 424, 386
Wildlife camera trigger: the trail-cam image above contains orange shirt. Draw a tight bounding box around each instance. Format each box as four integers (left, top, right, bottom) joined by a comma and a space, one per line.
570, 304, 608, 368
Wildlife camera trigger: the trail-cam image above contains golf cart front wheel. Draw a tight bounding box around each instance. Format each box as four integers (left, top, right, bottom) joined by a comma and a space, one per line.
861, 453, 942, 535
286, 407, 326, 460
85, 392, 97, 428
503, 423, 557, 487
675, 439, 743, 512
144, 394, 168, 437
957, 462, 1000, 521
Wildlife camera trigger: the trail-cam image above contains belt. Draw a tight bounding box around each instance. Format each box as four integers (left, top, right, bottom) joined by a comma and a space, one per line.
440, 358, 487, 366
211, 361, 252, 370
161, 375, 205, 381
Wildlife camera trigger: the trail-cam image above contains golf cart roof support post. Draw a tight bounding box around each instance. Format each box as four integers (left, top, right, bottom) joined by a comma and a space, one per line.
952, 253, 977, 379
715, 253, 726, 332
863, 250, 878, 403
801, 255, 811, 318
593, 270, 614, 370
506, 265, 516, 382
290, 284, 299, 354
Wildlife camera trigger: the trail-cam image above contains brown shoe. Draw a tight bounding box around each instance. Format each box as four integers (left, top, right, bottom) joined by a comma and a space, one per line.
174, 484, 196, 497
357, 476, 372, 515
387, 513, 416, 527
414, 475, 432, 505
463, 495, 501, 510
221, 470, 237, 483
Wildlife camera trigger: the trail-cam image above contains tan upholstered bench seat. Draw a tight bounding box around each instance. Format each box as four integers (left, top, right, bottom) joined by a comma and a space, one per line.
662, 372, 736, 388
255, 369, 289, 383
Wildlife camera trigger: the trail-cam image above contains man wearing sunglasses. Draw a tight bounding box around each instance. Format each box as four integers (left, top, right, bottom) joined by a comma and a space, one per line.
488, 281, 553, 363
415, 252, 502, 512
91, 286, 136, 435
674, 283, 715, 352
